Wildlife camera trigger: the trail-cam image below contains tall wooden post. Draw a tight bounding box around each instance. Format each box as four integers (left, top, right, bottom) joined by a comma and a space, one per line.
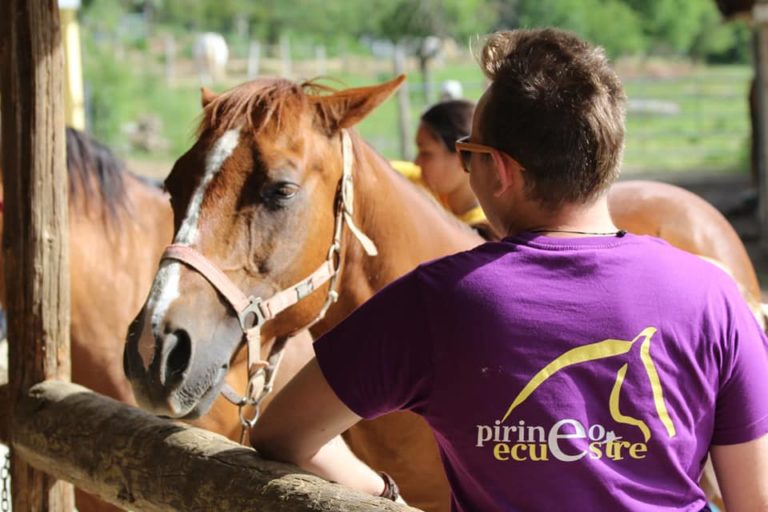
164, 34, 176, 86
393, 44, 413, 161
0, 0, 73, 510
247, 41, 261, 80
754, 1, 768, 247
60, 0, 85, 131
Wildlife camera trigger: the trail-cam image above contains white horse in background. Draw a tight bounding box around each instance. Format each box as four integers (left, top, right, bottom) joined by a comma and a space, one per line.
193, 32, 229, 85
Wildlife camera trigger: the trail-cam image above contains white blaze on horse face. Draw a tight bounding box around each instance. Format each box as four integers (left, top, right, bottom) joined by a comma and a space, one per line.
177, 129, 241, 245
141, 129, 241, 357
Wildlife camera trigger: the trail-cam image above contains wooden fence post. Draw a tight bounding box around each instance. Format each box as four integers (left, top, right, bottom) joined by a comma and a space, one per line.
60, 4, 86, 131
393, 44, 413, 162
754, 0, 768, 247
248, 41, 261, 80
315, 45, 327, 76
0, 0, 73, 510
281, 35, 292, 78
164, 34, 176, 86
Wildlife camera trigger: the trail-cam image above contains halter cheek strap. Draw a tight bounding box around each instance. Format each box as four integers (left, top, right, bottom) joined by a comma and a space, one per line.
160, 130, 377, 441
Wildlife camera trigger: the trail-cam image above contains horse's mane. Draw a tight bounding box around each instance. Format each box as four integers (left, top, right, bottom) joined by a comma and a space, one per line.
391, 166, 478, 237
357, 137, 480, 239
198, 78, 308, 136
66, 127, 129, 222
197, 77, 347, 136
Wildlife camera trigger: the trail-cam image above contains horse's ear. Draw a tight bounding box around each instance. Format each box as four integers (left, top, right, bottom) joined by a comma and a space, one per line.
312, 75, 406, 134
201, 87, 218, 108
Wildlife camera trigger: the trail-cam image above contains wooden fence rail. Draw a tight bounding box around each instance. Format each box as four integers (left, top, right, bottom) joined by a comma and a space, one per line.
12, 380, 419, 512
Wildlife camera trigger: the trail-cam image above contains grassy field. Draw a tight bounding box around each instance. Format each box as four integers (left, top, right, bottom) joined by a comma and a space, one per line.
354, 61, 753, 175
88, 48, 753, 179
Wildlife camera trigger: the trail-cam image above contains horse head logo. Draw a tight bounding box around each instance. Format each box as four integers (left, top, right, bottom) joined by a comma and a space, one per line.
502, 327, 676, 443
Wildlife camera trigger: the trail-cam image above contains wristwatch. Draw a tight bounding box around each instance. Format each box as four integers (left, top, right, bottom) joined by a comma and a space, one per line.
379, 471, 400, 501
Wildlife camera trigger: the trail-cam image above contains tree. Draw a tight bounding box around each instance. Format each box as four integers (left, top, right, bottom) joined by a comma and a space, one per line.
514, 0, 646, 58
624, 0, 715, 55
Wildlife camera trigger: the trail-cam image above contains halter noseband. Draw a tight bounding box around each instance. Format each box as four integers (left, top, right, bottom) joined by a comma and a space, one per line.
160, 130, 376, 440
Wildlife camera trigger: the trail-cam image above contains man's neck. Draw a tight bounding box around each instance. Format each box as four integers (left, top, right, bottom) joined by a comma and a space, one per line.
505, 195, 618, 237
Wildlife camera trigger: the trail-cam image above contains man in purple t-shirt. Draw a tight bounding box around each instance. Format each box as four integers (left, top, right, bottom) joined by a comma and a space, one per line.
253, 28, 768, 511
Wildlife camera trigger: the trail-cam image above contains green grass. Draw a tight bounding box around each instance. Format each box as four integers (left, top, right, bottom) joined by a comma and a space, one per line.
340, 62, 753, 175
83, 45, 753, 177
621, 65, 752, 173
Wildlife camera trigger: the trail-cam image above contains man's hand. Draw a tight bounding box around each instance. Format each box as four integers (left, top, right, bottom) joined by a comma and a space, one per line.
251, 357, 388, 498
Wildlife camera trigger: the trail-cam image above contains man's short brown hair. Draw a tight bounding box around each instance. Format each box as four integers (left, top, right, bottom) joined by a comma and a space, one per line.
476, 28, 626, 208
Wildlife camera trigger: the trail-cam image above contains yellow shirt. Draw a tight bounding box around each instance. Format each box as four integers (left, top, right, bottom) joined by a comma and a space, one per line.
389, 160, 490, 229
390, 160, 423, 185
457, 205, 487, 226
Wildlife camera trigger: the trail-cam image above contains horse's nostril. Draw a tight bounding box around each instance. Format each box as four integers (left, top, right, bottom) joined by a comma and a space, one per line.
166, 329, 192, 382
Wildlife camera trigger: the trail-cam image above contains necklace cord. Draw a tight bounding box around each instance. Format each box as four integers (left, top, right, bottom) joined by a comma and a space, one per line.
528, 229, 627, 237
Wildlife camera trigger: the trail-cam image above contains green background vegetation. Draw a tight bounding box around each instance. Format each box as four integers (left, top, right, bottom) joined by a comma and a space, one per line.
78, 0, 755, 175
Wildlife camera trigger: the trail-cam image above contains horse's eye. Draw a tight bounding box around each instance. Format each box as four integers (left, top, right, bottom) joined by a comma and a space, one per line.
262, 181, 299, 207
274, 182, 299, 199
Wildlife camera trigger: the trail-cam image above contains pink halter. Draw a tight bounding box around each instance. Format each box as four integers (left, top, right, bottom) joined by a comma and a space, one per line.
160, 130, 377, 439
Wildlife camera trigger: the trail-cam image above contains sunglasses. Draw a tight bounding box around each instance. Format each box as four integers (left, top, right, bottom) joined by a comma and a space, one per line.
455, 136, 498, 173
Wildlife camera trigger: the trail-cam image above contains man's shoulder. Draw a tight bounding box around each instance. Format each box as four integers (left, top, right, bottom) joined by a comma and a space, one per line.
629, 235, 741, 281
619, 236, 752, 316
413, 241, 511, 288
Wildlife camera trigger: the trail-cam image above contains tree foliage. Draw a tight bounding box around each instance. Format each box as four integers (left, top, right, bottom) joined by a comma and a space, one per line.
81, 0, 753, 63
512, 0, 646, 57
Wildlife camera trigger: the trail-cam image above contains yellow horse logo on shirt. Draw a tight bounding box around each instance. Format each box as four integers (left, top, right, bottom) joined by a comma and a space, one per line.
502, 327, 676, 442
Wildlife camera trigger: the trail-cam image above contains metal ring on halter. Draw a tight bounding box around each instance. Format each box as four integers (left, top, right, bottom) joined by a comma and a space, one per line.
238, 296, 266, 331
238, 402, 261, 429
327, 241, 341, 261
238, 378, 264, 428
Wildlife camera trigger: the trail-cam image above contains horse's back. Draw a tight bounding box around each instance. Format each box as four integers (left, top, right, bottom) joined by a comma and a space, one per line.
609, 180, 762, 306
69, 172, 172, 403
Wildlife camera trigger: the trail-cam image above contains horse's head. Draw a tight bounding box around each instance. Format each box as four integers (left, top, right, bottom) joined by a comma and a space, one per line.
124, 76, 403, 419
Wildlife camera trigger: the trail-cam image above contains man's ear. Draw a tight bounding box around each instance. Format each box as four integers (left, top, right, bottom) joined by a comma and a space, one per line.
493, 152, 524, 198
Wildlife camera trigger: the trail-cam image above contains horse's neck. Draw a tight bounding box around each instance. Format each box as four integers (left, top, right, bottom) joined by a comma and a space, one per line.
314, 136, 481, 334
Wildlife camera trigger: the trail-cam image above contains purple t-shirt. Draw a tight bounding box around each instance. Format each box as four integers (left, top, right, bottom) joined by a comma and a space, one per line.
314, 233, 768, 511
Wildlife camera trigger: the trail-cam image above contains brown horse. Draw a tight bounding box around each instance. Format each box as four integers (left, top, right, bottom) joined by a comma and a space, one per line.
0, 128, 173, 403
122, 76, 764, 512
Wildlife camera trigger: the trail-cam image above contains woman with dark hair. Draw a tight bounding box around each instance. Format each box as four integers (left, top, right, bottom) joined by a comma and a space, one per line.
415, 99, 497, 240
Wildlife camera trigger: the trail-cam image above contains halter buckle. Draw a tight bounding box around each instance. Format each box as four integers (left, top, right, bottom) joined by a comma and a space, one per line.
238, 297, 266, 331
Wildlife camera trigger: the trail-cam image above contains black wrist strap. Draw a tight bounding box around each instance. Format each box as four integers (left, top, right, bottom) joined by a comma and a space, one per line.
379, 471, 400, 501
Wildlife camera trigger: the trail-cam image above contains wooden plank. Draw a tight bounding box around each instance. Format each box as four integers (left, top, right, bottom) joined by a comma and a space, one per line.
0, 0, 73, 510
15, 380, 420, 512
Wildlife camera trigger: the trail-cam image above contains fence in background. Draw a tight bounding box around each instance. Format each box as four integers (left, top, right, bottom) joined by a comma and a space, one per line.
86, 32, 754, 177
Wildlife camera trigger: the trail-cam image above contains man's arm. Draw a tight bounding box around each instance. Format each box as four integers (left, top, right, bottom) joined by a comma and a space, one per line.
711, 433, 768, 512
250, 357, 387, 497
